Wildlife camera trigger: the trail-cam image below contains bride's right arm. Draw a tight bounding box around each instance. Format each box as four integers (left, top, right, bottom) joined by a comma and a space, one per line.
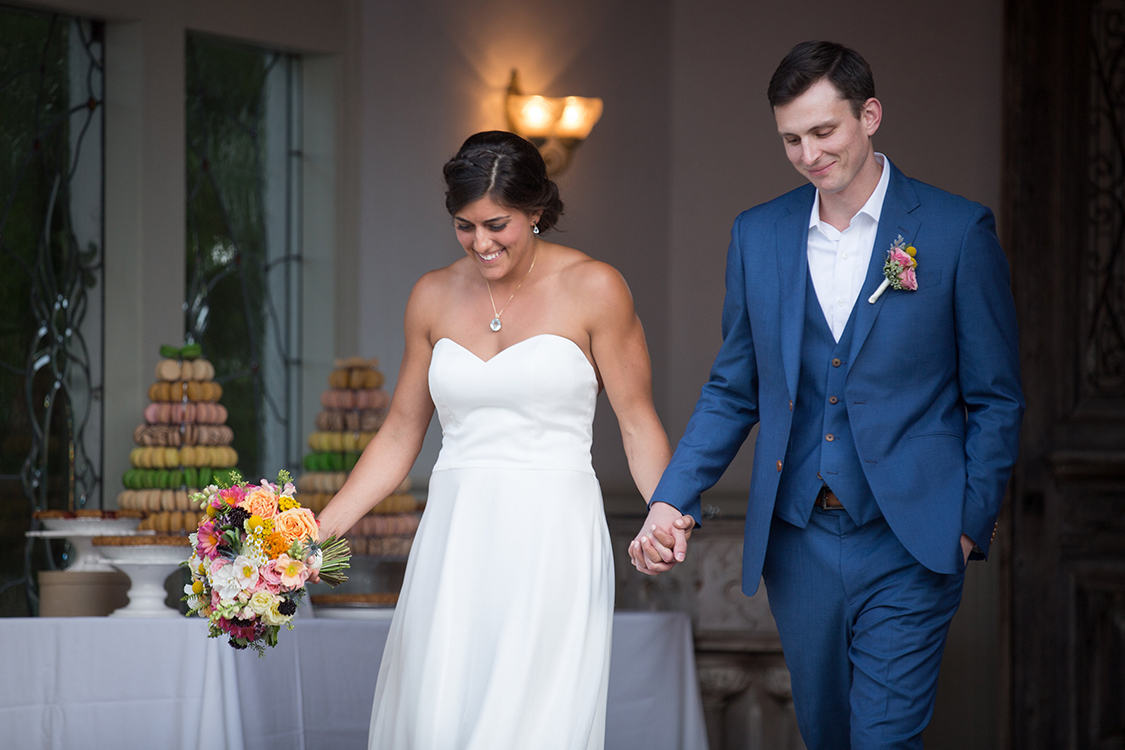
315, 275, 439, 540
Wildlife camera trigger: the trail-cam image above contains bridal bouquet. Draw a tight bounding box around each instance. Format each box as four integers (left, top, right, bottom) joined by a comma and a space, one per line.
183, 470, 350, 654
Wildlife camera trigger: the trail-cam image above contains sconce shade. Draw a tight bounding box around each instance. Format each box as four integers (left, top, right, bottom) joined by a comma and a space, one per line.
555, 96, 603, 140
505, 70, 603, 174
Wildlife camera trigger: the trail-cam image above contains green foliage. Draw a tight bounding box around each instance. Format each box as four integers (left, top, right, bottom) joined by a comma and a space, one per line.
217, 469, 244, 489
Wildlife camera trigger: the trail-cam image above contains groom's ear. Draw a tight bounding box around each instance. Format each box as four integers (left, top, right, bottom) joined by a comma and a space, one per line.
862, 97, 883, 137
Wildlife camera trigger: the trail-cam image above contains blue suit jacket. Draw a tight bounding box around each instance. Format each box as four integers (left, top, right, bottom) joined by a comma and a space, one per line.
649, 162, 1025, 595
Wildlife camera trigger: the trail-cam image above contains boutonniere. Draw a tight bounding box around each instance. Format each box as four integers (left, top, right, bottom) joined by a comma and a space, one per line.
867, 235, 918, 303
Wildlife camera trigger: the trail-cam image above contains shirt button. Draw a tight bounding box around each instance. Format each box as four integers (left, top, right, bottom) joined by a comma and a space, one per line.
842, 253, 849, 259
776, 460, 783, 472
836, 299, 845, 307
829, 396, 839, 404
826, 434, 835, 442
832, 358, 842, 367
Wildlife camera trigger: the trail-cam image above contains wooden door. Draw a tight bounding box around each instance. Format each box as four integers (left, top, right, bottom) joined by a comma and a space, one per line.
1005, 0, 1125, 746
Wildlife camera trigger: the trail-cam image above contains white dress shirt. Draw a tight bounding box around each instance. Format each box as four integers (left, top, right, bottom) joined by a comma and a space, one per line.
807, 153, 891, 341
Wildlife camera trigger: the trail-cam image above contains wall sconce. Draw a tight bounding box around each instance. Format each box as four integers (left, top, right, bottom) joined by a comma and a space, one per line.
506, 69, 603, 175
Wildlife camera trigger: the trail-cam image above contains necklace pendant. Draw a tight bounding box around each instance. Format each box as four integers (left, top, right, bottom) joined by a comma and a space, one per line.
490, 317, 502, 332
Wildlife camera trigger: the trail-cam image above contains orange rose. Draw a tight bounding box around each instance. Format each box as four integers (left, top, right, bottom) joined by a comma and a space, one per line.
274, 507, 319, 545
240, 485, 279, 519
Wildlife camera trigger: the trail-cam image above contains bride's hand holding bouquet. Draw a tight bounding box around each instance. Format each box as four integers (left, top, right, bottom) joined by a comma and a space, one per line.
183, 470, 351, 655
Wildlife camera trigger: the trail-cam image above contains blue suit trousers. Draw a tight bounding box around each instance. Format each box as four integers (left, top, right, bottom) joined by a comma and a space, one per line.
762, 508, 965, 750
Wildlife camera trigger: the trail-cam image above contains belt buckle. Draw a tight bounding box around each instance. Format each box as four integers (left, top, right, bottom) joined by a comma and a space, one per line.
817, 486, 838, 510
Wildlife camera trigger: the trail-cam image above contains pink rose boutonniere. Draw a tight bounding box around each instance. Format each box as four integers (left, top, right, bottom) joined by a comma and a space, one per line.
868, 235, 919, 303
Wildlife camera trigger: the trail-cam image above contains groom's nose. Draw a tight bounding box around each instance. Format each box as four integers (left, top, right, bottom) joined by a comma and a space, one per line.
802, 139, 821, 166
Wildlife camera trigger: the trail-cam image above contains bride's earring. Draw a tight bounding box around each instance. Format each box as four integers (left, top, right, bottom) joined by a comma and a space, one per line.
533, 224, 540, 235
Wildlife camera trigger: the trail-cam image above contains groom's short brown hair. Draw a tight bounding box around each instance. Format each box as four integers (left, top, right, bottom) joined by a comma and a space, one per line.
768, 41, 876, 118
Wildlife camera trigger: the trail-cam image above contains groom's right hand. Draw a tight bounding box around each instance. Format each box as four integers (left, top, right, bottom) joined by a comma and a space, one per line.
629, 501, 695, 575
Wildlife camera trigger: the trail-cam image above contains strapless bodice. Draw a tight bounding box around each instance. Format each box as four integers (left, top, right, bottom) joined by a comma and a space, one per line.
428, 334, 598, 473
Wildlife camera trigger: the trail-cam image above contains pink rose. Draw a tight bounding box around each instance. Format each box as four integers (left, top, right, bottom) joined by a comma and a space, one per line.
898, 267, 918, 291
889, 248, 913, 267
259, 562, 283, 593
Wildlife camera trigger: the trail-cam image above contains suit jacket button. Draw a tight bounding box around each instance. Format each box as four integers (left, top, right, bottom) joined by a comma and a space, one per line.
829, 396, 839, 404
776, 460, 783, 471
825, 434, 835, 442
831, 358, 842, 367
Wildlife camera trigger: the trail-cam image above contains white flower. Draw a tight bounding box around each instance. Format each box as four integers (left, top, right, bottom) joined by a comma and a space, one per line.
261, 601, 290, 627
182, 579, 205, 612
208, 561, 243, 601
242, 540, 268, 570
231, 555, 260, 591
248, 590, 277, 616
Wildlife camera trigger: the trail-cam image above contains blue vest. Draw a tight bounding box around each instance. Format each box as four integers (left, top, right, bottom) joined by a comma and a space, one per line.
774, 270, 881, 527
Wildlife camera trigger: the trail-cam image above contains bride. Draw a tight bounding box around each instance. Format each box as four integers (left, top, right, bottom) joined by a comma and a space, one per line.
315, 130, 679, 749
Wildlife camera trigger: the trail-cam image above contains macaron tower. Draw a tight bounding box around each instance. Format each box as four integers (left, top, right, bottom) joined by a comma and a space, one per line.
115, 344, 237, 533
298, 357, 421, 557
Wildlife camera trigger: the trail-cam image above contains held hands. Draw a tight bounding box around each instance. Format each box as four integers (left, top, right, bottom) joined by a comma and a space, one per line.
628, 501, 696, 576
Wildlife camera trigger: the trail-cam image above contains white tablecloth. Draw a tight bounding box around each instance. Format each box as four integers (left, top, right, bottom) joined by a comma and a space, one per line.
2, 611, 708, 750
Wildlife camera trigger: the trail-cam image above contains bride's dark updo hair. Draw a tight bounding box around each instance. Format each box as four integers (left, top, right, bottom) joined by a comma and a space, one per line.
443, 131, 564, 233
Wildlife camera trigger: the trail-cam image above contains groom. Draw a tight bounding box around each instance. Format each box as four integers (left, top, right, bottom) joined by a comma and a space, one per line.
630, 41, 1023, 748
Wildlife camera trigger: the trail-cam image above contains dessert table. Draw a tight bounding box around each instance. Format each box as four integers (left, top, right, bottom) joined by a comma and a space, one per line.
1, 610, 708, 750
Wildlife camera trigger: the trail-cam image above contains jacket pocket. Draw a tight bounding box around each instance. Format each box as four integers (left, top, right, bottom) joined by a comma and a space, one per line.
907, 430, 964, 443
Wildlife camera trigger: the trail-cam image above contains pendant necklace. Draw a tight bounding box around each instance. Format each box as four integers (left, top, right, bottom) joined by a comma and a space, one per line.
485, 249, 537, 332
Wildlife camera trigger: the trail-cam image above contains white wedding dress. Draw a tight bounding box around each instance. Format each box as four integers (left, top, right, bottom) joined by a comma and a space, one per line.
368, 334, 614, 750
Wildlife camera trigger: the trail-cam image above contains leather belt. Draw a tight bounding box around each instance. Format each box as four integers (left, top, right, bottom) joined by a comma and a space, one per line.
817, 486, 844, 509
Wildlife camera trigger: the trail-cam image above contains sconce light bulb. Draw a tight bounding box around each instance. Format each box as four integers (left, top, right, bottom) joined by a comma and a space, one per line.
559, 99, 584, 129
520, 96, 558, 135
555, 97, 603, 140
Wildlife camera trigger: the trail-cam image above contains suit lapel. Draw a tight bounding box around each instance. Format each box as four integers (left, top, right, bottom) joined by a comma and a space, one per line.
777, 187, 815, 403
847, 164, 922, 365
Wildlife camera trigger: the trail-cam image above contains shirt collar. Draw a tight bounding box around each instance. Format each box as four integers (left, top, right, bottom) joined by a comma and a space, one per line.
809, 153, 891, 230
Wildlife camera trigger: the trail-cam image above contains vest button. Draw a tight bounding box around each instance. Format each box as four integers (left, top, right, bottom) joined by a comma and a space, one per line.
829, 396, 839, 404
789, 400, 793, 411
816, 471, 822, 479
825, 433, 835, 442
776, 460, 783, 471
831, 358, 842, 367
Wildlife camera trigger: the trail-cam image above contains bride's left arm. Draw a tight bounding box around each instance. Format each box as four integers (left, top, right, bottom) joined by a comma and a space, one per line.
584, 262, 672, 502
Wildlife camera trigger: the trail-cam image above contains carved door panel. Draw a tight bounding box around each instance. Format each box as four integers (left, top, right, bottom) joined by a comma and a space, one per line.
1005, 0, 1125, 746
